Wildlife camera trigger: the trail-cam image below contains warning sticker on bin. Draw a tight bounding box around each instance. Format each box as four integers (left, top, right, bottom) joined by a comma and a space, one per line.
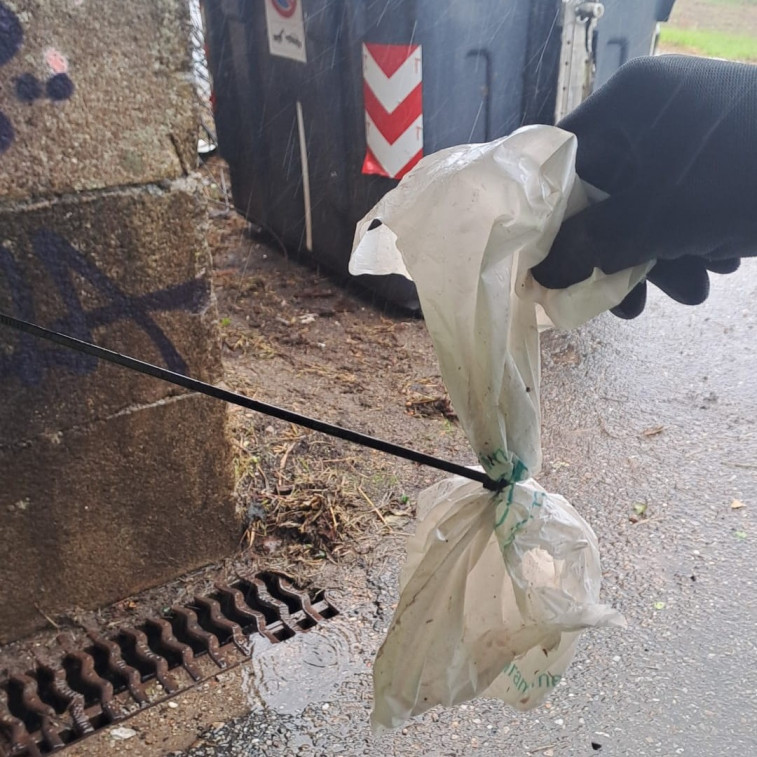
265, 0, 307, 63
362, 43, 423, 180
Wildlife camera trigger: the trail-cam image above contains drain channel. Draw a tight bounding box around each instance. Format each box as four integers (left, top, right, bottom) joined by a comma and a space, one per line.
0, 572, 338, 756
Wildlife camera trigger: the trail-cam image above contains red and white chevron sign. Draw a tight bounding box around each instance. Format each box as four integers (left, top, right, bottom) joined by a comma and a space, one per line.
362, 43, 423, 180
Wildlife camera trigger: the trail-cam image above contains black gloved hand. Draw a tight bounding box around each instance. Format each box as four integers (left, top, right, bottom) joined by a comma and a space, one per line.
531, 55, 757, 318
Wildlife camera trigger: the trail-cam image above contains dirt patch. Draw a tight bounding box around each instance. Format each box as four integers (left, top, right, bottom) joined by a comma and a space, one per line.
213, 289, 470, 571
200, 158, 475, 576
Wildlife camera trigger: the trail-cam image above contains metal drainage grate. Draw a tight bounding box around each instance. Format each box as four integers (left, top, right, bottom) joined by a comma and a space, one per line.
0, 572, 338, 756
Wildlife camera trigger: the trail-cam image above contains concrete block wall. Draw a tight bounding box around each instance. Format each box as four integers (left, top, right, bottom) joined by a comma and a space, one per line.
0, 0, 239, 642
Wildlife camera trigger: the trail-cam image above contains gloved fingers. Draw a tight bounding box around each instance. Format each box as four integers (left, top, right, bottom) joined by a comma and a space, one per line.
646, 257, 710, 305
705, 257, 741, 274
534, 192, 755, 292
609, 255, 737, 319
532, 197, 652, 290
610, 281, 647, 319
608, 259, 709, 320
530, 219, 595, 290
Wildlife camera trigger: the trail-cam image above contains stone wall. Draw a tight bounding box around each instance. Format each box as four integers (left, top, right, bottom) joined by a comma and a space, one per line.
0, 0, 239, 642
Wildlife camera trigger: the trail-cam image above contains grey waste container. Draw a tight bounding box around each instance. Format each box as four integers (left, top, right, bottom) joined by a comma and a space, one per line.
594, 0, 677, 88
204, 0, 672, 308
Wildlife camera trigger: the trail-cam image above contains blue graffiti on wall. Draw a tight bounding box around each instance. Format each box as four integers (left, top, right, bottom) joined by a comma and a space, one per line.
0, 230, 205, 386
0, 1, 75, 156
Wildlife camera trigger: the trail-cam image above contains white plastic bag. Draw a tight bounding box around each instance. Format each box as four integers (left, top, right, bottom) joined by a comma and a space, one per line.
350, 126, 643, 732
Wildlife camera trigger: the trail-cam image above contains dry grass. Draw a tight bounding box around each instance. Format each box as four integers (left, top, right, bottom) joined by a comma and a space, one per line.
229, 409, 414, 574
402, 376, 457, 420
219, 324, 279, 361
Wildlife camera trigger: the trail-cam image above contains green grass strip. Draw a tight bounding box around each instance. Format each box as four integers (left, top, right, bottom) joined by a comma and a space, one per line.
660, 25, 757, 62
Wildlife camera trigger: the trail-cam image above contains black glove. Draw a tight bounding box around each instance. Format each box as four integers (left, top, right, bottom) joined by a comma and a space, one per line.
531, 55, 757, 318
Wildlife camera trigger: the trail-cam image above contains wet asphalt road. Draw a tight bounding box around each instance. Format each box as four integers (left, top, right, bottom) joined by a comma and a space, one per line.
187, 260, 756, 756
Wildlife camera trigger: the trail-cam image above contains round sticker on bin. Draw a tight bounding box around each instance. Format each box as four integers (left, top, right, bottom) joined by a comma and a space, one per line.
271, 0, 297, 18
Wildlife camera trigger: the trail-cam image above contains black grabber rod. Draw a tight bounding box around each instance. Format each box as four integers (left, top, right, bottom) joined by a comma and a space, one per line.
0, 312, 503, 491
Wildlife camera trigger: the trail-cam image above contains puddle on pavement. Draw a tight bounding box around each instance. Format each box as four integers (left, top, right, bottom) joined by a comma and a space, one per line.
241, 616, 368, 715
